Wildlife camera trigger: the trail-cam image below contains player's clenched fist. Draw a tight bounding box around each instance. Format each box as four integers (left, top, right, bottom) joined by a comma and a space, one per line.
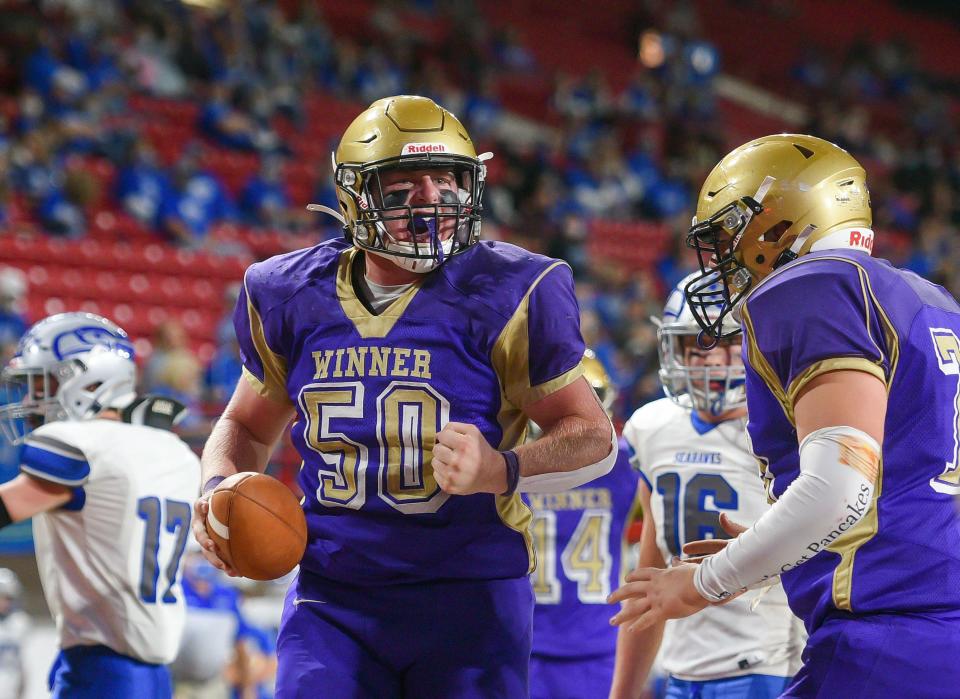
432, 422, 508, 495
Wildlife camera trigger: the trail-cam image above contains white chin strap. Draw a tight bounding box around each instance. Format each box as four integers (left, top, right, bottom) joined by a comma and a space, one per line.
305, 204, 345, 224
365, 242, 453, 274
306, 202, 458, 273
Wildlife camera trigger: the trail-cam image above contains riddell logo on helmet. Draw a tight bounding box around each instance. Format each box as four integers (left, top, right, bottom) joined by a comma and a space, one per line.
848, 230, 874, 252
402, 143, 447, 155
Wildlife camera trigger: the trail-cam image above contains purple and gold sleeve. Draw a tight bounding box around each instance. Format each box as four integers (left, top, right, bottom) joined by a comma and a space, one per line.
492, 261, 585, 409
234, 266, 291, 404
742, 258, 891, 414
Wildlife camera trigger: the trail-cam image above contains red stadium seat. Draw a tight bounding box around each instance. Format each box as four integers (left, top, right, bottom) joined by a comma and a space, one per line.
186, 278, 220, 308
127, 273, 154, 302
158, 276, 185, 305
43, 297, 67, 316
132, 337, 153, 362
78, 300, 102, 315
147, 306, 170, 326
587, 220, 672, 270
26, 265, 51, 291
94, 271, 123, 300
110, 303, 135, 326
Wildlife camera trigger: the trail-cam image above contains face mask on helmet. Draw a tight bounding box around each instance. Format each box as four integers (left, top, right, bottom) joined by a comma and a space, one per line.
654, 273, 745, 415
339, 157, 485, 274
684, 134, 873, 342
0, 312, 137, 445
312, 96, 490, 274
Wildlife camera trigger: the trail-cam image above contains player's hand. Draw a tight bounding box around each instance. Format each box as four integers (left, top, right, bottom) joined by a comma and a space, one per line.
607, 562, 709, 633
192, 495, 239, 577
432, 422, 507, 495
681, 513, 748, 562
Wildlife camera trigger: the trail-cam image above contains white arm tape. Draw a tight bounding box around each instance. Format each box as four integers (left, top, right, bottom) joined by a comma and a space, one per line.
694, 425, 880, 601
518, 422, 618, 494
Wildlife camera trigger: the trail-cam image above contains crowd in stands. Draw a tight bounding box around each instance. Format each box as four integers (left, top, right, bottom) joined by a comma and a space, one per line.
1, 2, 959, 696
0, 0, 958, 426
791, 36, 960, 297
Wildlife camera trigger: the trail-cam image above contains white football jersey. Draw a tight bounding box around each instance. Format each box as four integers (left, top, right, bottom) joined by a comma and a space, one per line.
23, 418, 200, 665
622, 398, 804, 681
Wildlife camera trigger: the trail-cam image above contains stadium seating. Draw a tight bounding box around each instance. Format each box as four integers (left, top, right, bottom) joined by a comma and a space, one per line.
0, 236, 248, 362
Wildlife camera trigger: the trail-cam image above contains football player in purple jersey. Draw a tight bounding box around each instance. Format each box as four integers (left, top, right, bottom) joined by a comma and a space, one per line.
192, 95, 616, 699
611, 274, 802, 699
524, 351, 642, 699
610, 134, 960, 698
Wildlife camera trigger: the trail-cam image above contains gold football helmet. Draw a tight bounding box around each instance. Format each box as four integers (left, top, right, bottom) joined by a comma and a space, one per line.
583, 349, 617, 415
312, 95, 487, 273
684, 134, 872, 340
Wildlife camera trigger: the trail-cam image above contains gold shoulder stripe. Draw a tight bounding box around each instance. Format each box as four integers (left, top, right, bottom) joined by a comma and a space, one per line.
490, 260, 575, 575
786, 357, 886, 409
856, 267, 885, 364
773, 254, 899, 390
241, 366, 291, 404
244, 276, 291, 403
491, 261, 582, 410
746, 254, 900, 424
495, 494, 535, 575
740, 302, 793, 423
526, 362, 585, 405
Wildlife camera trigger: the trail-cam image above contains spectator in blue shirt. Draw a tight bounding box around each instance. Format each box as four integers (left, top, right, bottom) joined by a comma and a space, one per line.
158, 148, 234, 246
174, 552, 278, 699
39, 169, 97, 238
0, 268, 27, 365
205, 335, 243, 406
172, 552, 246, 698
116, 138, 171, 227
199, 83, 284, 154
239, 156, 290, 228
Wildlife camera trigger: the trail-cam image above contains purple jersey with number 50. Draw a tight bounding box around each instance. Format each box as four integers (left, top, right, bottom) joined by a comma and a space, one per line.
233, 238, 585, 585
741, 248, 960, 632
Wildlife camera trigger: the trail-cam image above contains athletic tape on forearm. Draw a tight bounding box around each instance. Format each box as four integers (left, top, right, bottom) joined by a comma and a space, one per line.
694, 425, 880, 601
518, 423, 618, 494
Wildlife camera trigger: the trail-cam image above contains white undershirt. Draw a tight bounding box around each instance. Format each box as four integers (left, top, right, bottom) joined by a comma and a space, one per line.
359, 276, 413, 314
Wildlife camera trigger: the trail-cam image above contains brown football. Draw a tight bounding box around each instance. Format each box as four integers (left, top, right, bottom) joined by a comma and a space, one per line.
205, 472, 307, 581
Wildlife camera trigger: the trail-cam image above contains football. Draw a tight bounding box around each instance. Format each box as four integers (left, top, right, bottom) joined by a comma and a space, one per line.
205, 472, 307, 581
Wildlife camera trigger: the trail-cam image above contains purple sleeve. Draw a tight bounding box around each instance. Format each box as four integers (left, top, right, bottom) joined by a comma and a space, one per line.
491, 261, 585, 409
527, 262, 585, 387
233, 265, 291, 403
743, 258, 890, 409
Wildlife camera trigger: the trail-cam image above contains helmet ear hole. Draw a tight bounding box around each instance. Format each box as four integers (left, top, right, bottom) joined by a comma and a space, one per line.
760, 220, 793, 243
